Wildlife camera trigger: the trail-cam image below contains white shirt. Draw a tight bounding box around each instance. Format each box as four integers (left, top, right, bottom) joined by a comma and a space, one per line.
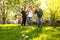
28, 10, 33, 17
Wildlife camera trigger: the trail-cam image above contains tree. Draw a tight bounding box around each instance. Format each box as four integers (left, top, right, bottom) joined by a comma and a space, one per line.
46, 0, 60, 26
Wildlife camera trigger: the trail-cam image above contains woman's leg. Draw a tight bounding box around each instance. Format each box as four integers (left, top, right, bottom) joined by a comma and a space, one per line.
29, 17, 33, 26
28, 17, 33, 26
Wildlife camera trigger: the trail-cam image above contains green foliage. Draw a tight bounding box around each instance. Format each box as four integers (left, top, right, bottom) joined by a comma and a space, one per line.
0, 0, 60, 23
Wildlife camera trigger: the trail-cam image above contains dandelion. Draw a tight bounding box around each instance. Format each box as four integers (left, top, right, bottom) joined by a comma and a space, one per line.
21, 26, 23, 28
22, 34, 25, 37
25, 35, 29, 38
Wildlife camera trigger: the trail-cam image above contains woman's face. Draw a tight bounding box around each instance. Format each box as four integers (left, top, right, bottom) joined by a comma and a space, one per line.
29, 8, 32, 11
22, 8, 25, 11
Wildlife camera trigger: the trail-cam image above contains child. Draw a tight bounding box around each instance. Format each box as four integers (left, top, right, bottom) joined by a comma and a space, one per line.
21, 7, 27, 26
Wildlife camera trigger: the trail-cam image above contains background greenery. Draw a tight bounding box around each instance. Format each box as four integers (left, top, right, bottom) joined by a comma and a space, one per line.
0, 0, 60, 25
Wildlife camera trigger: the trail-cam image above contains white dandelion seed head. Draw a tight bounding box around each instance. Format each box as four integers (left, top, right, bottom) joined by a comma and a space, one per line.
21, 26, 23, 28
22, 34, 25, 37
25, 35, 29, 38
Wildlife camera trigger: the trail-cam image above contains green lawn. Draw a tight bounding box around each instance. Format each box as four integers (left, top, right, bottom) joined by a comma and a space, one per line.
0, 24, 60, 40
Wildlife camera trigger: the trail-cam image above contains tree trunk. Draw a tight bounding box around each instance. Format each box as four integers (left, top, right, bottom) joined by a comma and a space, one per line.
2, 0, 6, 24
2, 17, 6, 24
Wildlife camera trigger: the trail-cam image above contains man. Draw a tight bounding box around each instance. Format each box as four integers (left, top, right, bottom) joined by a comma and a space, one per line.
35, 6, 43, 28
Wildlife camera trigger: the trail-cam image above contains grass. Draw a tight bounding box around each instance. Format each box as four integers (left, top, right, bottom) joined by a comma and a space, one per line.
0, 24, 60, 40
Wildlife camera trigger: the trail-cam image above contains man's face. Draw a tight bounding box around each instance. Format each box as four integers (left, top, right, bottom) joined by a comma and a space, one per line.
36, 6, 39, 10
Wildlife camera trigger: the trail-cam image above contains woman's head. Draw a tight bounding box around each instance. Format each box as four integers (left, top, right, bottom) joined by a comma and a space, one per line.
29, 7, 33, 11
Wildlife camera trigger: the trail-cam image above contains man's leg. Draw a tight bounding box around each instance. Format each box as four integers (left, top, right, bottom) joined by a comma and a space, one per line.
38, 17, 42, 28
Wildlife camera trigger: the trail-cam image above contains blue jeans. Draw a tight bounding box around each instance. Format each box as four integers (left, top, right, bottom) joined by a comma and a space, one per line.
38, 17, 42, 28
28, 17, 33, 26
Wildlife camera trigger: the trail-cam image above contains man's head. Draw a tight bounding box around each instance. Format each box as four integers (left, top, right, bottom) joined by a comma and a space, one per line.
36, 6, 39, 10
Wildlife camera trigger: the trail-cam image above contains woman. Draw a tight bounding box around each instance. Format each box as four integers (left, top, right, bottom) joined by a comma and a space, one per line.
28, 7, 34, 26
21, 7, 27, 26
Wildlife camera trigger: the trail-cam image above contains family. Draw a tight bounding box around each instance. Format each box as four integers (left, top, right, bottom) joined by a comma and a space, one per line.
21, 6, 43, 28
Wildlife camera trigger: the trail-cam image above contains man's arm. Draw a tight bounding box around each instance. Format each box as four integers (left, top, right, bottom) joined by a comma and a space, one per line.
34, 10, 37, 14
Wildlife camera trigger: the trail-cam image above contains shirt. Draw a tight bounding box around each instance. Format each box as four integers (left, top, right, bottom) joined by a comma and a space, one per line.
28, 10, 33, 17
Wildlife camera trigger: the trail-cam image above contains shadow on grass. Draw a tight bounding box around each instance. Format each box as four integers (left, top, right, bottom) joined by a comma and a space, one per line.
19, 28, 42, 40
20, 26, 60, 40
